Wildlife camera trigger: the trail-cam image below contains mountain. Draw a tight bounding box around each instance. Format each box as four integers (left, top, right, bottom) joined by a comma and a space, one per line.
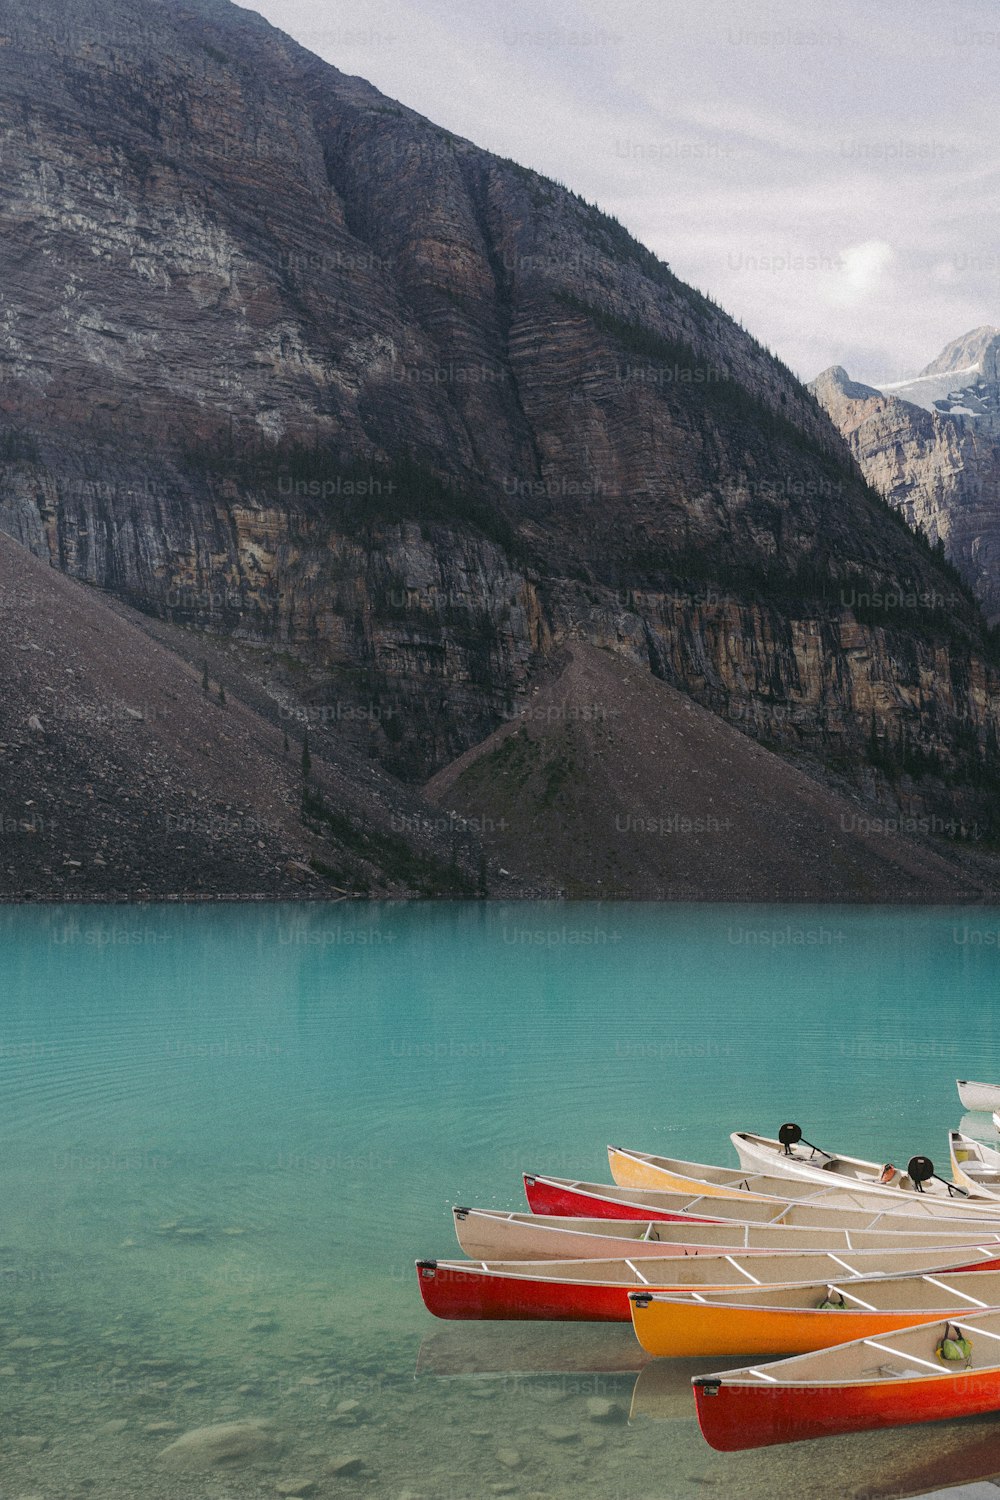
919, 327, 1000, 378
3, 0, 1000, 892
812, 337, 1000, 621
876, 326, 1000, 424
427, 644, 995, 901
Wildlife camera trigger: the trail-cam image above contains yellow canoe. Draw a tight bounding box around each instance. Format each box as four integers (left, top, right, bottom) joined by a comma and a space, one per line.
630, 1265, 1000, 1358
607, 1144, 779, 1199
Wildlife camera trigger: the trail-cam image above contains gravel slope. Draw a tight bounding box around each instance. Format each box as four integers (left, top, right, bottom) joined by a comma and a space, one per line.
427, 644, 1000, 902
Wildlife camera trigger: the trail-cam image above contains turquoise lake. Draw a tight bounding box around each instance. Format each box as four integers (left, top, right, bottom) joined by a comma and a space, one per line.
2, 901, 1000, 1498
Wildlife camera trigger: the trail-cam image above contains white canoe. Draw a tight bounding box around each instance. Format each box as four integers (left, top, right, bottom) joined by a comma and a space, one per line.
607, 1145, 998, 1216
951, 1130, 1000, 1201
731, 1129, 979, 1204
958, 1079, 1000, 1112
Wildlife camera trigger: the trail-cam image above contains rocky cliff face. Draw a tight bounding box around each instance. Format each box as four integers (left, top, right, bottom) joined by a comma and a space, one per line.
812, 343, 1000, 623
3, 0, 1000, 846
0, 529, 494, 899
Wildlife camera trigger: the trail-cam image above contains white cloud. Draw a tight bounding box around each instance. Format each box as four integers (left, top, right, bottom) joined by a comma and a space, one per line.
838, 240, 896, 298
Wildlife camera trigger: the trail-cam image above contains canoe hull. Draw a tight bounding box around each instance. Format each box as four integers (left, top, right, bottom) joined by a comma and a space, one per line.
417, 1261, 638, 1321
608, 1147, 770, 1199
694, 1368, 1000, 1452
632, 1300, 960, 1360
523, 1175, 722, 1222
958, 1080, 1000, 1113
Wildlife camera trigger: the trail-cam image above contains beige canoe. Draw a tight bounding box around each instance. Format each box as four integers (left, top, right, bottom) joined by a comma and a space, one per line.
451, 1206, 1000, 1263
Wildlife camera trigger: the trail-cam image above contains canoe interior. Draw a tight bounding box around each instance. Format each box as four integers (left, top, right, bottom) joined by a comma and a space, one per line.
427, 1244, 1000, 1288
734, 1131, 967, 1199
953, 1131, 1000, 1190
647, 1267, 1000, 1313
702, 1309, 1000, 1387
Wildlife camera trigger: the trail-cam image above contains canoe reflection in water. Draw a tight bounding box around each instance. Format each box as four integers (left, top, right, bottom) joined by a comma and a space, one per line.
415, 1322, 651, 1378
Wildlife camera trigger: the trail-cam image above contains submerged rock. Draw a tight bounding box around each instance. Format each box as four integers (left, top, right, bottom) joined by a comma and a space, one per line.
326, 1455, 365, 1477
585, 1397, 625, 1423
157, 1420, 282, 1470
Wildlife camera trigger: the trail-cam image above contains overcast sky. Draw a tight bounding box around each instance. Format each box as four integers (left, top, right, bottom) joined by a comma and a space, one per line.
239, 0, 999, 385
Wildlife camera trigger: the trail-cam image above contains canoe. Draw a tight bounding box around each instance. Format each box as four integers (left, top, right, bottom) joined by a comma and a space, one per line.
690, 1307, 1000, 1451
730, 1130, 979, 1203
523, 1173, 1000, 1233
630, 1266, 1000, 1358
452, 1206, 1000, 1263
525, 1172, 725, 1220
607, 1144, 793, 1200
609, 1143, 996, 1214
458, 1207, 763, 1261
416, 1246, 1000, 1322
633, 1370, 1000, 1499
958, 1079, 1000, 1112
950, 1130, 1000, 1200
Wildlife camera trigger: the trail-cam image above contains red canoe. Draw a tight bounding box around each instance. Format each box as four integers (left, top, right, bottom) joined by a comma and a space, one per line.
416, 1244, 1000, 1323
523, 1173, 724, 1221
521, 1174, 1000, 1239
693, 1309, 1000, 1450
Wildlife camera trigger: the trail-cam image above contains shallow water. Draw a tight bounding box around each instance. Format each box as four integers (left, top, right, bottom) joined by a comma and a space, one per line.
1, 901, 1000, 1498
